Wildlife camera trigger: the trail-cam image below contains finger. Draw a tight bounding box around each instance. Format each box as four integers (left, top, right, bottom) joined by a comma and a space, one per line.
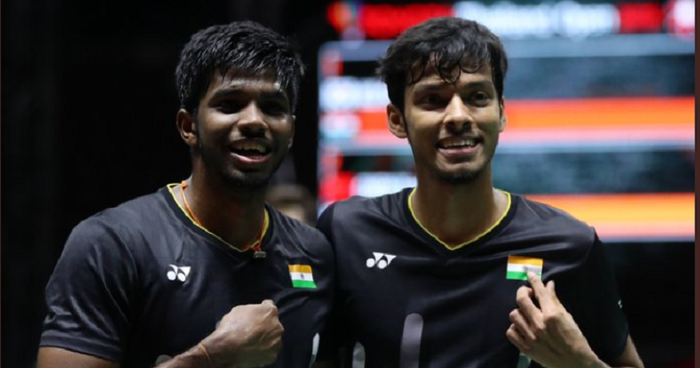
262, 299, 279, 313
509, 309, 536, 341
546, 280, 564, 307
526, 272, 546, 294
277, 320, 285, 334
506, 324, 532, 352
257, 302, 279, 322
515, 286, 542, 324
527, 272, 554, 310
517, 285, 534, 299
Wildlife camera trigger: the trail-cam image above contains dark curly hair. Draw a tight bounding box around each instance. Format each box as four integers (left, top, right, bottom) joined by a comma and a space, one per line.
378, 17, 507, 111
175, 21, 305, 114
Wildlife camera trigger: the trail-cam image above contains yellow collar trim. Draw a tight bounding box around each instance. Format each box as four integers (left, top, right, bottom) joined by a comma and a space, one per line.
407, 187, 511, 251
167, 183, 270, 253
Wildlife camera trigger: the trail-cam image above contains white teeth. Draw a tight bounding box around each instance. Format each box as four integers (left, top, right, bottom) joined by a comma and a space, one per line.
232, 142, 266, 152
442, 138, 476, 148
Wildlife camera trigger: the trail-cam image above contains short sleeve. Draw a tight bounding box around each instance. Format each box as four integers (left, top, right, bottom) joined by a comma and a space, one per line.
314, 203, 350, 364
40, 218, 137, 361
316, 203, 336, 243
557, 233, 629, 363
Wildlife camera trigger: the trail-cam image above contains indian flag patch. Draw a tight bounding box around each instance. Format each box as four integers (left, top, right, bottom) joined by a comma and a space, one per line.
506, 255, 543, 280
289, 264, 316, 289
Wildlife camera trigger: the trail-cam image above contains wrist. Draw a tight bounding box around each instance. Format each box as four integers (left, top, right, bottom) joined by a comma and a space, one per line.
197, 342, 214, 367
157, 343, 213, 368
199, 335, 242, 368
580, 353, 608, 368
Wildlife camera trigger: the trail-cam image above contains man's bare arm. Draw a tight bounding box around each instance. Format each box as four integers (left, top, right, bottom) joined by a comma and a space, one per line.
38, 300, 283, 368
37, 348, 120, 368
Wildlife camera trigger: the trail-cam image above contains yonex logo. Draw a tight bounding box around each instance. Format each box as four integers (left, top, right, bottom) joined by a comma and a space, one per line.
167, 265, 191, 282
366, 252, 396, 269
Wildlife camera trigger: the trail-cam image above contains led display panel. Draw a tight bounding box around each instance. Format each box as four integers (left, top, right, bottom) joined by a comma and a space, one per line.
318, 1, 694, 242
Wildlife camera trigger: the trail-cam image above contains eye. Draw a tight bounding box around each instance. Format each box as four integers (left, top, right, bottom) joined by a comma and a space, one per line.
419, 93, 446, 107
216, 100, 244, 114
471, 91, 491, 106
260, 100, 289, 116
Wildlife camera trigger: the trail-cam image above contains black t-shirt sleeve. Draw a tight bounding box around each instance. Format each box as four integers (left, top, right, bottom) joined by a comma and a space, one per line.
316, 203, 335, 243
557, 233, 629, 363
315, 203, 349, 364
40, 218, 137, 361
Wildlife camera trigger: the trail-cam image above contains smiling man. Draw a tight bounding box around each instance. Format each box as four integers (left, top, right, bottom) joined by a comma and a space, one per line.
38, 21, 333, 368
315, 17, 643, 368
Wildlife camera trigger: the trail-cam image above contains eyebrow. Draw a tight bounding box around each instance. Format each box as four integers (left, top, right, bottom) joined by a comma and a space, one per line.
210, 87, 288, 102
413, 80, 495, 94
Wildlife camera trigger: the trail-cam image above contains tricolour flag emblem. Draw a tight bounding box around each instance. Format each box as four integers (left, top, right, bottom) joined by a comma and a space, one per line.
289, 264, 316, 289
506, 256, 543, 280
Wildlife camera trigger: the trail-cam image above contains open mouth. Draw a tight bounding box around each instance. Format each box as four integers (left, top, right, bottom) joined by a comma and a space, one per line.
230, 140, 272, 159
437, 137, 480, 150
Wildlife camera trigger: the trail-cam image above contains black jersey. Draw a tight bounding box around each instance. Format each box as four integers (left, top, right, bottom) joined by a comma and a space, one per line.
40, 184, 333, 368
317, 188, 628, 368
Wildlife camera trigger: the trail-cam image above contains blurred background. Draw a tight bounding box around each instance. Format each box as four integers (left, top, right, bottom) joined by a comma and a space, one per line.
2, 0, 694, 367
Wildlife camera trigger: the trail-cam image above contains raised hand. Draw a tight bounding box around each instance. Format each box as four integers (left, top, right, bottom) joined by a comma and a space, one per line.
505, 272, 603, 368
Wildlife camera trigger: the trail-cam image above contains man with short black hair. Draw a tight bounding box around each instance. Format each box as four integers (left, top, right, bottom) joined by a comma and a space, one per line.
315, 17, 643, 368
39, 21, 333, 368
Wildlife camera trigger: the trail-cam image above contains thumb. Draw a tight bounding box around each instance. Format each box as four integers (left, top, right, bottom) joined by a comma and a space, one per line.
262, 299, 276, 307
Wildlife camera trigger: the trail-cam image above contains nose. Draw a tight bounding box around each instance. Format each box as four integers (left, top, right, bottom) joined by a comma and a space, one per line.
444, 95, 471, 132
238, 102, 267, 136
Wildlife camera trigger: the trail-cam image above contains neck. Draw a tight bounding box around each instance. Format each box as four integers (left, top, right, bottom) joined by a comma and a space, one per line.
180, 171, 267, 250
411, 167, 507, 247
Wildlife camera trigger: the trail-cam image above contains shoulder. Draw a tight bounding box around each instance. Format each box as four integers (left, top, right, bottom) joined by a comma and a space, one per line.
513, 194, 593, 232
509, 193, 596, 247
66, 189, 169, 255
267, 205, 332, 258
50, 192, 171, 291
269, 205, 326, 242
98, 188, 169, 226
318, 189, 407, 226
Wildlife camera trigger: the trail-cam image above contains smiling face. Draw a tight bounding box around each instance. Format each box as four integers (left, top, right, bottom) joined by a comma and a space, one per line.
180, 70, 294, 188
388, 64, 506, 185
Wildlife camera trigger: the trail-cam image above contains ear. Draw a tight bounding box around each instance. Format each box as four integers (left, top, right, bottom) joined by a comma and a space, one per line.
498, 98, 508, 132
287, 115, 296, 149
176, 108, 198, 149
387, 104, 408, 139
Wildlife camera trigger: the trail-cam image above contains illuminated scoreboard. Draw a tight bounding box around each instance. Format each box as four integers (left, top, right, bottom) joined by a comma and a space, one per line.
317, 1, 695, 242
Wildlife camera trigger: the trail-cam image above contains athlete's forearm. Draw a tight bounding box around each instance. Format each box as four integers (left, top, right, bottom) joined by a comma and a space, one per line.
156, 343, 212, 368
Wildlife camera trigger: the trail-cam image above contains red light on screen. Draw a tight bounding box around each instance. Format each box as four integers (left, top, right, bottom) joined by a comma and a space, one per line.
617, 2, 663, 33
321, 50, 344, 77
328, 1, 689, 39
359, 4, 454, 39
327, 2, 357, 34
320, 171, 356, 203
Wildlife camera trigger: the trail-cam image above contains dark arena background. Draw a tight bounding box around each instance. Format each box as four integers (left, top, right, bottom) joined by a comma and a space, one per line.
3, 0, 695, 367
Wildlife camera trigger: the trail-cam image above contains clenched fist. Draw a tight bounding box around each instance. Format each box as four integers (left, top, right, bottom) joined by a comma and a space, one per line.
201, 300, 284, 367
